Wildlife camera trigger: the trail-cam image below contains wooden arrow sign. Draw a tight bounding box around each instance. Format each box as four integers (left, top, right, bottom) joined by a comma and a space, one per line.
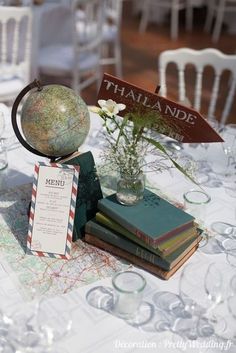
97, 73, 223, 143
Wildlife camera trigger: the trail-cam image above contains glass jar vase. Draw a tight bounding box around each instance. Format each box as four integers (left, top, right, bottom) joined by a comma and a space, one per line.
116, 171, 145, 206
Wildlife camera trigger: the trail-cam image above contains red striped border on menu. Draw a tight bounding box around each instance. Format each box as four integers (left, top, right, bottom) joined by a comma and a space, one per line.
27, 161, 79, 259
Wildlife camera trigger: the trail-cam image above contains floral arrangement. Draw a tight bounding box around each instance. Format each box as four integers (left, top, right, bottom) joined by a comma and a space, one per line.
91, 99, 196, 183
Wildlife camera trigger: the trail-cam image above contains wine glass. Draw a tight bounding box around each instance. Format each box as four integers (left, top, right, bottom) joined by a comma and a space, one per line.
220, 124, 236, 197
179, 262, 227, 339
178, 262, 212, 339
199, 117, 222, 151
179, 262, 208, 317
222, 275, 236, 342
6, 301, 48, 353
7, 294, 73, 352
203, 262, 231, 337
221, 124, 236, 162
201, 123, 235, 183
204, 263, 223, 309
35, 295, 73, 346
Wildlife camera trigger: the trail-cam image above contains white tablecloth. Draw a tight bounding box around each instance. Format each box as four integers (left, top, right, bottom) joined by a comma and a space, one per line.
0, 104, 235, 353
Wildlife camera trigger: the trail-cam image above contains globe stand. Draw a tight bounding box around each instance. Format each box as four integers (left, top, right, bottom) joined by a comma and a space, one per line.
11, 80, 103, 241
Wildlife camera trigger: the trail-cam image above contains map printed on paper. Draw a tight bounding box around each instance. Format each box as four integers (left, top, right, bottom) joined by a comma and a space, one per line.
0, 184, 128, 300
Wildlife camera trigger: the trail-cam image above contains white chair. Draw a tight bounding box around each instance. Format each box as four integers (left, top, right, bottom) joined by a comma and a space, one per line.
38, 0, 104, 94
159, 48, 236, 125
0, 6, 32, 103
100, 0, 123, 77
139, 0, 194, 40
0, 0, 31, 4
204, 0, 236, 43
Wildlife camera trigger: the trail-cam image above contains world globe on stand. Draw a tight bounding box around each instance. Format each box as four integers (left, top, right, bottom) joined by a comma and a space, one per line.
21, 84, 90, 157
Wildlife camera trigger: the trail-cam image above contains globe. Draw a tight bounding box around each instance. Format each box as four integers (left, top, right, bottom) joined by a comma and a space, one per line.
20, 84, 90, 158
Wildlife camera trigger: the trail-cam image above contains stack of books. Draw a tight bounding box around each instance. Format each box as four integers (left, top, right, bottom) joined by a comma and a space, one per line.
84, 189, 202, 280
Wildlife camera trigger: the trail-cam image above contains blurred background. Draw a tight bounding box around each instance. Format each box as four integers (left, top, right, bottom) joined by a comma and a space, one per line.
1, 0, 236, 124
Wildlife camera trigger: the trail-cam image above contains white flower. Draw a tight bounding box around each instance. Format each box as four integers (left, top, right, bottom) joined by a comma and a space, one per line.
98, 99, 126, 117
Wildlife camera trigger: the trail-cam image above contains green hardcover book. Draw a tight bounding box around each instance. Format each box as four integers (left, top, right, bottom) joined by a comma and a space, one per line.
84, 233, 199, 280
97, 189, 194, 248
96, 212, 198, 257
85, 219, 200, 270
59, 151, 103, 241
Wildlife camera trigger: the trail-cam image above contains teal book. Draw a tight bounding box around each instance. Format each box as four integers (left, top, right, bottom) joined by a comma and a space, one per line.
59, 151, 103, 241
96, 212, 198, 257
85, 219, 200, 270
97, 189, 194, 248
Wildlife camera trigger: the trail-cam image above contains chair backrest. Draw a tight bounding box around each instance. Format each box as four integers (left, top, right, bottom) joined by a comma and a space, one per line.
205, 0, 236, 42
159, 48, 236, 125
39, 1, 104, 92
40, 5, 74, 48
104, 0, 122, 26
0, 6, 32, 84
73, 0, 105, 90
73, 0, 105, 53
40, 1, 105, 50
139, 0, 189, 39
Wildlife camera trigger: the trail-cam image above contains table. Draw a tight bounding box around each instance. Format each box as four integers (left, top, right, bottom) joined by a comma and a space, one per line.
0, 104, 235, 353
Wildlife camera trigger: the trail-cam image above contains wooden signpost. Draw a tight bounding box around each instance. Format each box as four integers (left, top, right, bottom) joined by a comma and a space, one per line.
97, 73, 223, 143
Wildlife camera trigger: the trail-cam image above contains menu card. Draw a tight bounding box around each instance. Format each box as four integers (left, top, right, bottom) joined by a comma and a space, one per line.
27, 162, 79, 259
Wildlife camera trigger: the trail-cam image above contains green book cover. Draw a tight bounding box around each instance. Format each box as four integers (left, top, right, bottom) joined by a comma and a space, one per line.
97, 189, 194, 248
96, 212, 197, 257
60, 151, 103, 241
85, 219, 200, 270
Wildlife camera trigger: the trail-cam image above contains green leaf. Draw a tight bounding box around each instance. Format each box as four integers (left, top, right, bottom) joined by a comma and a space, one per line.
115, 115, 129, 146
143, 136, 168, 153
143, 136, 199, 186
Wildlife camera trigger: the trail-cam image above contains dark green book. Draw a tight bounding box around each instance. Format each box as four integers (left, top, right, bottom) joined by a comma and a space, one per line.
59, 151, 103, 241
96, 212, 198, 257
97, 189, 194, 248
85, 219, 200, 270
85, 233, 199, 280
